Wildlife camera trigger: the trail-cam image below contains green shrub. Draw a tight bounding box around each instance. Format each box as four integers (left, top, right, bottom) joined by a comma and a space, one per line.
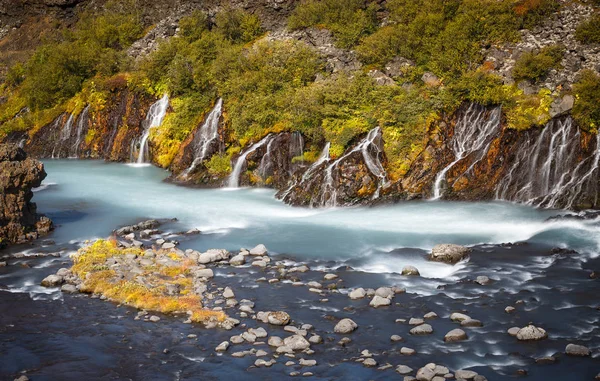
179, 11, 209, 42
512, 44, 564, 83
206, 154, 232, 176
215, 7, 262, 44
572, 70, 600, 132
575, 15, 600, 45
288, 0, 377, 48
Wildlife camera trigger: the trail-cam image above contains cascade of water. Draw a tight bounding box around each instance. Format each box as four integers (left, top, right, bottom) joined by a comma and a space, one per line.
180, 99, 223, 178
289, 132, 304, 163
279, 142, 330, 201
258, 136, 276, 179
135, 95, 169, 164
318, 127, 387, 207
227, 134, 273, 188
72, 105, 89, 158
432, 105, 501, 199
495, 117, 598, 209
60, 114, 75, 141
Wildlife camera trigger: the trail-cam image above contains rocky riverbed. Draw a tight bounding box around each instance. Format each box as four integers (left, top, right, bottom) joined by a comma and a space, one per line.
1, 216, 596, 381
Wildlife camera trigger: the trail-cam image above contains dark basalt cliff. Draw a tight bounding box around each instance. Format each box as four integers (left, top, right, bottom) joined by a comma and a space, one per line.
0, 144, 52, 246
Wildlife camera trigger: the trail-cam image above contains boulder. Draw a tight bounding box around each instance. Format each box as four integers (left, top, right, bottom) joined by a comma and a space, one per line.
198, 249, 230, 264
194, 269, 214, 278
229, 254, 245, 266
215, 341, 229, 352
249, 244, 268, 256
375, 287, 394, 298
430, 244, 470, 264
565, 343, 590, 357
402, 265, 420, 276
444, 328, 468, 342
267, 311, 291, 326
349, 287, 366, 299
516, 325, 547, 341
334, 318, 358, 334
410, 324, 433, 335
450, 312, 471, 322
370, 295, 391, 308
283, 335, 310, 351
396, 365, 413, 375
41, 274, 63, 287
416, 366, 436, 381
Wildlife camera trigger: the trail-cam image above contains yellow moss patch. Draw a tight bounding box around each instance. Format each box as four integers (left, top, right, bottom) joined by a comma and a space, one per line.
71, 240, 226, 323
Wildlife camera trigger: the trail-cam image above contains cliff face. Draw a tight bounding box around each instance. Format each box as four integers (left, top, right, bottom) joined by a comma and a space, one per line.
0, 144, 52, 246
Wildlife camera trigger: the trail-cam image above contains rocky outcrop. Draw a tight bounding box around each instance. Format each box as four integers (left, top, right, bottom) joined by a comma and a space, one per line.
280, 127, 389, 207
25, 87, 154, 162
0, 144, 52, 246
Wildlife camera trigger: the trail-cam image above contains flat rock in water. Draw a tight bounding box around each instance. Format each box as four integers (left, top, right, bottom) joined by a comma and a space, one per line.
410, 324, 433, 335
430, 244, 470, 264
565, 343, 590, 356
349, 288, 366, 299
444, 328, 468, 342
249, 244, 268, 256
283, 335, 310, 351
516, 325, 547, 341
334, 318, 358, 334
450, 312, 471, 322
41, 274, 63, 287
267, 311, 290, 326
396, 365, 413, 375
370, 295, 391, 307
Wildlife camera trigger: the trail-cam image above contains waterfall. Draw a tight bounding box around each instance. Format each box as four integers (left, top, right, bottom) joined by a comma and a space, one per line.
432, 104, 501, 199
180, 99, 223, 178
258, 136, 276, 179
72, 105, 89, 158
496, 117, 599, 209
227, 134, 273, 188
289, 132, 304, 162
60, 114, 74, 141
52, 114, 73, 158
319, 127, 387, 207
279, 142, 330, 201
135, 95, 169, 164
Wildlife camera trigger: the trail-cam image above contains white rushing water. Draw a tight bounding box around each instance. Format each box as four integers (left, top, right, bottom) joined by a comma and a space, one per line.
228, 134, 273, 187
35, 160, 600, 280
52, 114, 74, 158
432, 105, 501, 199
72, 105, 89, 158
181, 99, 223, 178
135, 95, 169, 164
496, 117, 600, 208
319, 127, 387, 206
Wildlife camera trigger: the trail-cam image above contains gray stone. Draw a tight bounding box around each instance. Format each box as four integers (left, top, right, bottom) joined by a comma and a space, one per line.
461, 319, 483, 327
416, 366, 436, 381
363, 358, 377, 367
375, 287, 394, 299
324, 273, 338, 280
391, 334, 403, 342
267, 311, 290, 326
249, 244, 268, 256
162, 242, 176, 250
349, 287, 366, 299
194, 268, 214, 278
409, 318, 424, 325
410, 324, 433, 335
41, 274, 63, 287
396, 365, 414, 375
402, 265, 420, 276
229, 254, 245, 266
450, 312, 471, 322
283, 335, 311, 351
401, 347, 415, 355
444, 328, 468, 342
249, 327, 268, 338
424, 312, 438, 319
215, 341, 229, 352
455, 370, 478, 380
475, 276, 491, 285
516, 325, 547, 341
370, 295, 391, 308
268, 336, 283, 347
198, 249, 230, 264
148, 315, 160, 322
565, 343, 590, 356
60, 284, 78, 293
299, 358, 317, 366
223, 287, 235, 299
507, 327, 520, 337
430, 244, 470, 264
308, 335, 322, 344
334, 318, 358, 333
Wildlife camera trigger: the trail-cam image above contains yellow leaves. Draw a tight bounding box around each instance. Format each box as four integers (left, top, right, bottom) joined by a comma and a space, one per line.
505, 87, 553, 130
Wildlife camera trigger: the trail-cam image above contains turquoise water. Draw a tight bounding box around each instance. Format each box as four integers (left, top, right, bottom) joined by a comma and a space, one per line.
33, 160, 600, 278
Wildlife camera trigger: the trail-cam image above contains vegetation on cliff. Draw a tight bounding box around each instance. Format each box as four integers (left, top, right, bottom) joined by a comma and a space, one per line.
1, 0, 599, 178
